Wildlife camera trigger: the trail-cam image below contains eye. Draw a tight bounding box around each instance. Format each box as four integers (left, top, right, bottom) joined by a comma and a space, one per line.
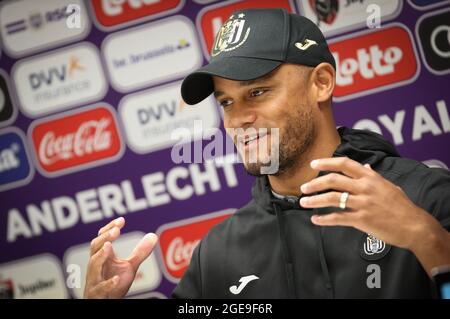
219, 99, 233, 108
250, 88, 267, 97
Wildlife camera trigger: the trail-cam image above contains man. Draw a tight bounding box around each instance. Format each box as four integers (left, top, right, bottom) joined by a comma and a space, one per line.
84, 9, 450, 298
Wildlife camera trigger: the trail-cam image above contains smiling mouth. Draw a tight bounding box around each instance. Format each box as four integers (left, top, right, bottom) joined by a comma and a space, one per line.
239, 132, 268, 148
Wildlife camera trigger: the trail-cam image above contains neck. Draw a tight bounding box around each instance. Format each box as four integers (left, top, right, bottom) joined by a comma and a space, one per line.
268, 123, 341, 197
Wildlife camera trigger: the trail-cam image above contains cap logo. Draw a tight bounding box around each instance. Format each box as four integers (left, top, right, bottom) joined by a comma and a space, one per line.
211, 13, 250, 57
295, 39, 318, 51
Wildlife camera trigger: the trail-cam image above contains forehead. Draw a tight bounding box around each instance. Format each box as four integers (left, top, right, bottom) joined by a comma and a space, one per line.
212, 63, 300, 96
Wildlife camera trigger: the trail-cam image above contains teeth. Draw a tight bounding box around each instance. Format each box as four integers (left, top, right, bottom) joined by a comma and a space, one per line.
244, 134, 258, 145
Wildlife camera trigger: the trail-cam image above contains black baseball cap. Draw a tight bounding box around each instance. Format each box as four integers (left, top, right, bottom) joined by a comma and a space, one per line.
181, 8, 336, 105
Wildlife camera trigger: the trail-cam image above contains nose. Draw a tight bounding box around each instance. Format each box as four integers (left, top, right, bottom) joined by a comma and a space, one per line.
224, 103, 257, 129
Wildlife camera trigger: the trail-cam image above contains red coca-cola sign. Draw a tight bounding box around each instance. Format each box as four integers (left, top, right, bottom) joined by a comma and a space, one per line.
30, 105, 123, 175
157, 210, 234, 282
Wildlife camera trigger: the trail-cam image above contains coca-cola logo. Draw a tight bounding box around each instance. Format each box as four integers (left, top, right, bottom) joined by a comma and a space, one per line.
38, 118, 112, 166
157, 210, 233, 282
329, 24, 419, 101
166, 237, 200, 272
30, 105, 123, 176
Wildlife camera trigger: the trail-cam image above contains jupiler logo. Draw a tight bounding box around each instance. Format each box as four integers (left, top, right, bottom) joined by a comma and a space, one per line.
211, 13, 250, 57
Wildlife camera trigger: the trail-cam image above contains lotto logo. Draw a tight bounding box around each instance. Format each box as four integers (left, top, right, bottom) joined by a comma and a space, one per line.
29, 105, 123, 177
329, 24, 419, 101
90, 0, 183, 29
157, 210, 233, 282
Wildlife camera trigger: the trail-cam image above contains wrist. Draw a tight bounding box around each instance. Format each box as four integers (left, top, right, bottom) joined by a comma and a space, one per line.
408, 210, 443, 254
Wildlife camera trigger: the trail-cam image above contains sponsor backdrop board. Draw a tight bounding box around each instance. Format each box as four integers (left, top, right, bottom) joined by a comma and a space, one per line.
0, 0, 449, 298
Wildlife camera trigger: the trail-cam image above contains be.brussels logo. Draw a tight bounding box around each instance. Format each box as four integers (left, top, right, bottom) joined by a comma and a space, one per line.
0, 127, 34, 192
416, 8, 450, 75
408, 0, 450, 10
0, 0, 90, 58
102, 16, 202, 93
13, 43, 107, 118
297, 0, 402, 37
197, 0, 295, 59
156, 209, 234, 282
29, 104, 124, 177
90, 0, 183, 30
0, 70, 16, 127
329, 24, 419, 101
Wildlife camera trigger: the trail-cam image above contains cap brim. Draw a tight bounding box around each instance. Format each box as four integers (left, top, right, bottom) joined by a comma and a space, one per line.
181, 56, 282, 105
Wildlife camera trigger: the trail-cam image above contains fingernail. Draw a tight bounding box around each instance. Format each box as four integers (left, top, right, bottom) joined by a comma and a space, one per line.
311, 215, 321, 222
311, 160, 319, 168
300, 197, 309, 206
112, 276, 119, 285
301, 183, 309, 192
114, 217, 124, 226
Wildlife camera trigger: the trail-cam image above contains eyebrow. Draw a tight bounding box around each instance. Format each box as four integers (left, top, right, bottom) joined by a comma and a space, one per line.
213, 72, 275, 98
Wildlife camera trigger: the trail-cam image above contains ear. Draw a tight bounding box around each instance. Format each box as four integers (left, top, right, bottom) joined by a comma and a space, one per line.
311, 63, 335, 103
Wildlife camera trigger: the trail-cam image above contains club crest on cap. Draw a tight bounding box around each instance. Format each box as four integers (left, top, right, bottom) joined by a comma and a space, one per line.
211, 13, 251, 57
359, 233, 391, 261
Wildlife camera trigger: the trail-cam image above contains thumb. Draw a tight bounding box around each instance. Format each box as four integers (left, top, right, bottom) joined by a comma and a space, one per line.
127, 233, 158, 270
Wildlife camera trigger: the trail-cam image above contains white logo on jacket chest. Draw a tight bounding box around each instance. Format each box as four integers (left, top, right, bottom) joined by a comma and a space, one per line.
364, 234, 386, 255
229, 275, 259, 295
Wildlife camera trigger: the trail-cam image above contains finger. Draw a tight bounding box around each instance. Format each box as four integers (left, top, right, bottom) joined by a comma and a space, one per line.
98, 217, 125, 236
90, 226, 121, 256
301, 172, 358, 195
88, 275, 120, 299
89, 241, 112, 283
300, 191, 358, 209
127, 233, 158, 270
311, 157, 367, 179
311, 212, 355, 227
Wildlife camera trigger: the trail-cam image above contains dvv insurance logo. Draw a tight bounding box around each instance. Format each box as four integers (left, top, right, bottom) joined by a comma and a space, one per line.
103, 16, 202, 93
197, 0, 295, 59
416, 8, 450, 75
89, 0, 184, 30
119, 81, 219, 154
156, 209, 234, 282
0, 127, 34, 192
329, 23, 420, 102
0, 0, 90, 58
29, 104, 124, 177
12, 43, 107, 118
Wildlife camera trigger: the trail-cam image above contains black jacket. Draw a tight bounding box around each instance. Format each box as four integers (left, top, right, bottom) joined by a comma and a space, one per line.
173, 127, 450, 298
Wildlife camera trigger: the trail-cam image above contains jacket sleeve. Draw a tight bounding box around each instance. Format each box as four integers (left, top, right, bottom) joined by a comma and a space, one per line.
417, 167, 450, 230
171, 240, 203, 299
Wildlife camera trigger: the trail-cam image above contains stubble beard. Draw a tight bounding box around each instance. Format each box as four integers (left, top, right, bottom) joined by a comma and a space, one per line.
243, 104, 315, 177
